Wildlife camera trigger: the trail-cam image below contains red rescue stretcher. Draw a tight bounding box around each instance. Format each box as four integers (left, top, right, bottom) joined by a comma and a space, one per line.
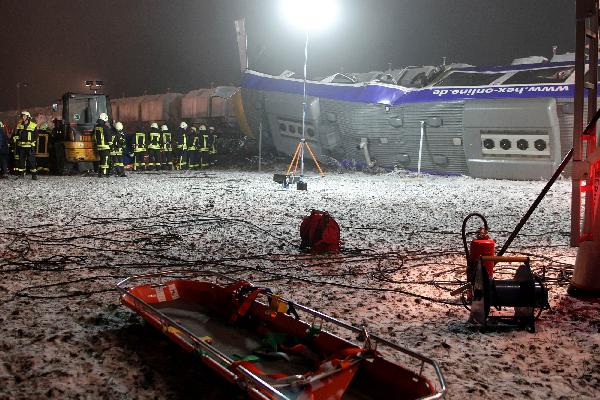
117, 271, 447, 399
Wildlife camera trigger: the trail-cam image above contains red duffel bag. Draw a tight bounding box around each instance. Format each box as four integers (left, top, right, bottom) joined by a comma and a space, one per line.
300, 210, 341, 253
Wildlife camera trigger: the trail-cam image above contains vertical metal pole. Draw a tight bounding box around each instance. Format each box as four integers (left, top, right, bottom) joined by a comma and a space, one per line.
572, 3, 587, 246
300, 29, 309, 178
258, 122, 262, 172
418, 121, 426, 174
585, 6, 599, 235
234, 18, 249, 72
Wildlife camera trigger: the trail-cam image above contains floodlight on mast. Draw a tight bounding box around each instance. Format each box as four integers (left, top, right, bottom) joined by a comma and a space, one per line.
277, 0, 338, 188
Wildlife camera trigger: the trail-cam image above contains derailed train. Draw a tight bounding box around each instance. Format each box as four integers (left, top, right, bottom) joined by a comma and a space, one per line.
0, 53, 588, 180
236, 53, 582, 180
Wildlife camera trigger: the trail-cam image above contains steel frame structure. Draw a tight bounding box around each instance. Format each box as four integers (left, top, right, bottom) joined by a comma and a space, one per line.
569, 0, 600, 295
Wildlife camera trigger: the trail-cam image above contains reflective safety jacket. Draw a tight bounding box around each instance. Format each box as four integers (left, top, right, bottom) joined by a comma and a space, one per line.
0, 126, 9, 155
15, 120, 38, 148
161, 130, 172, 151
200, 133, 210, 152
112, 130, 126, 155
210, 134, 217, 155
174, 127, 187, 150
186, 130, 198, 151
134, 131, 146, 152
94, 120, 113, 151
147, 128, 161, 150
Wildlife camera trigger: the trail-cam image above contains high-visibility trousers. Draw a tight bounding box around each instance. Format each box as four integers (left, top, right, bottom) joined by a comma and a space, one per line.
133, 151, 146, 171
98, 149, 110, 176
147, 148, 161, 170
188, 149, 200, 170
17, 147, 37, 174
161, 150, 173, 169
174, 147, 187, 169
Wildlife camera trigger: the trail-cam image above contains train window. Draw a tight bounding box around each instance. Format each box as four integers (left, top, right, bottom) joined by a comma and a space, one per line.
279, 122, 287, 131
289, 125, 296, 133
433, 72, 504, 87
307, 128, 315, 137
503, 67, 574, 84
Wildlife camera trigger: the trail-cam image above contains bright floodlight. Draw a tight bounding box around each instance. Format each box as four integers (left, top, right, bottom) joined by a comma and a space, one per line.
279, 0, 338, 31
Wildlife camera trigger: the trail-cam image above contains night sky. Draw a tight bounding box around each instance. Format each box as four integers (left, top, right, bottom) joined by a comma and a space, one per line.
0, 0, 575, 111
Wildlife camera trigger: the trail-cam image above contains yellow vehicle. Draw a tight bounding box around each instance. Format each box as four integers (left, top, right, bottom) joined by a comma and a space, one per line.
50, 92, 112, 174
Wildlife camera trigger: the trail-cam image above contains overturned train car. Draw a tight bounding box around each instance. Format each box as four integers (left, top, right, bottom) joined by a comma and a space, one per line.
238, 57, 582, 180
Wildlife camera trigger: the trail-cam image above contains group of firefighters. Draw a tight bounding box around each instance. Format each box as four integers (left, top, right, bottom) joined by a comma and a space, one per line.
0, 110, 219, 180
130, 120, 217, 173
94, 114, 218, 177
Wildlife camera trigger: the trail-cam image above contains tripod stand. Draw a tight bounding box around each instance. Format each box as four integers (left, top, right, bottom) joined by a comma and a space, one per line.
286, 138, 325, 178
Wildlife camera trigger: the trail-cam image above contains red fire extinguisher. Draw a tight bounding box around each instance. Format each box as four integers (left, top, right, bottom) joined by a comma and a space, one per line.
462, 213, 495, 282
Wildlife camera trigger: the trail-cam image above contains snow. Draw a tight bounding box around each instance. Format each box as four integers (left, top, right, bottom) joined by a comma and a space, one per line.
0, 169, 598, 399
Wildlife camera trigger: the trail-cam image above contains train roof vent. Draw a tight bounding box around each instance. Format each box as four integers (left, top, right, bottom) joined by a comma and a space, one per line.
511, 56, 549, 65
278, 70, 295, 78
550, 52, 575, 63
320, 73, 357, 83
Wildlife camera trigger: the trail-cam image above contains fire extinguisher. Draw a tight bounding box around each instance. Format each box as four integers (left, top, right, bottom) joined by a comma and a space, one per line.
462, 213, 495, 282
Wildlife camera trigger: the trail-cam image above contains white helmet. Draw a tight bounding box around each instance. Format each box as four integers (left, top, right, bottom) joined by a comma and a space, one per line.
99, 112, 109, 122
161, 124, 168, 131
209, 126, 215, 131
21, 111, 31, 118
191, 126, 197, 131
199, 124, 207, 131
115, 121, 124, 131
179, 121, 188, 129
0, 121, 4, 128
150, 122, 159, 129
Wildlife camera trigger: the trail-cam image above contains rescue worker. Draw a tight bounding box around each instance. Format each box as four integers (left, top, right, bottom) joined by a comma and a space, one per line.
146, 122, 161, 171
133, 128, 147, 171
108, 125, 117, 175
10, 124, 19, 172
14, 111, 38, 180
160, 124, 173, 170
112, 122, 127, 177
34, 122, 51, 174
173, 121, 188, 170
208, 125, 217, 167
187, 126, 199, 170
0, 122, 9, 178
94, 112, 112, 177
200, 124, 210, 169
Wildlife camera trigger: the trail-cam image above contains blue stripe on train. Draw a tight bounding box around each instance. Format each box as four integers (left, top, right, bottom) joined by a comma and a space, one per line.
242, 71, 575, 106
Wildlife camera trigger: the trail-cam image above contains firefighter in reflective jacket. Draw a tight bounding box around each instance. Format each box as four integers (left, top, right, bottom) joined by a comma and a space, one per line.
112, 122, 127, 177
173, 121, 188, 170
133, 128, 147, 171
14, 111, 38, 180
0, 122, 9, 178
187, 126, 199, 170
200, 125, 210, 168
147, 122, 161, 171
160, 124, 173, 170
208, 125, 217, 166
10, 127, 19, 171
94, 113, 112, 177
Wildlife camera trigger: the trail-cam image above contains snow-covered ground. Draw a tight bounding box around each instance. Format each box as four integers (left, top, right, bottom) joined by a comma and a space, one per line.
0, 169, 598, 399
